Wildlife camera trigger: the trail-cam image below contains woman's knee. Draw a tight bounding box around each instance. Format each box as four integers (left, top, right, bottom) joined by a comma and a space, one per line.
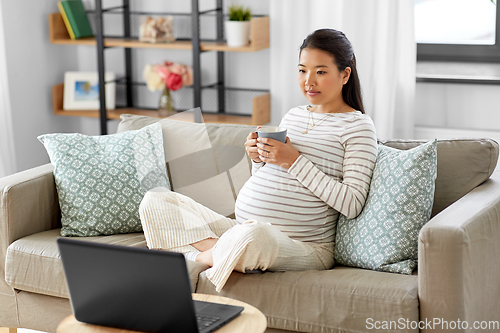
140, 187, 175, 209
230, 221, 279, 247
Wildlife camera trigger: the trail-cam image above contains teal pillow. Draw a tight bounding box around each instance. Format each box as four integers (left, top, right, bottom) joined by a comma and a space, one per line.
38, 123, 169, 237
334, 140, 437, 274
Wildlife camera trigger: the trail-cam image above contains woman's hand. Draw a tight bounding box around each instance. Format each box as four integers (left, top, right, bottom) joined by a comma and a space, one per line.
244, 128, 262, 163
257, 137, 300, 169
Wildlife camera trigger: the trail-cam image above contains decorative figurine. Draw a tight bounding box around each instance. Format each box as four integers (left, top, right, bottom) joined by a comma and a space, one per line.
139, 16, 175, 43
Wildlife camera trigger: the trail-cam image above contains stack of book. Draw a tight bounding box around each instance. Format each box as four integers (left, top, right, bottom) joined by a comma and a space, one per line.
58, 0, 93, 40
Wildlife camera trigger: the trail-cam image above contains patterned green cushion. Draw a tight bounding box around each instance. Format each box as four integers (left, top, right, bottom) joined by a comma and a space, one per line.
334, 140, 437, 274
38, 123, 169, 237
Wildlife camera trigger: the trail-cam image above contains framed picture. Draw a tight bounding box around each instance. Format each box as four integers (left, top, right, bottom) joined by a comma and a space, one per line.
63, 72, 116, 110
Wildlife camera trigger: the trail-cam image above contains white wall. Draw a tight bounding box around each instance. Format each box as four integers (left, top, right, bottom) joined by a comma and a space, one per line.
414, 81, 500, 170
414, 82, 500, 138
1, 0, 81, 172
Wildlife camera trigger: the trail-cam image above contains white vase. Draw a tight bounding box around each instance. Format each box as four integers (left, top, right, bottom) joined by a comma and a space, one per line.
225, 20, 251, 47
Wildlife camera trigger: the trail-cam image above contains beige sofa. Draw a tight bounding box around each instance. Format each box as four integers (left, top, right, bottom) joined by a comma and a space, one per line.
1, 114, 500, 333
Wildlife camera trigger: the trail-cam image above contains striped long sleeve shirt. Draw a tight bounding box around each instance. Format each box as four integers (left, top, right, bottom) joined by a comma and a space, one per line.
234, 106, 378, 244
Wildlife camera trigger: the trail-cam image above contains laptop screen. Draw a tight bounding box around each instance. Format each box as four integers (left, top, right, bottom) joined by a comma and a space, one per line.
57, 238, 199, 332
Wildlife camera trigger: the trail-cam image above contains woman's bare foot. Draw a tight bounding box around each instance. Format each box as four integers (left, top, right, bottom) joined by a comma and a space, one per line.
190, 238, 216, 266
195, 248, 213, 266
191, 238, 217, 252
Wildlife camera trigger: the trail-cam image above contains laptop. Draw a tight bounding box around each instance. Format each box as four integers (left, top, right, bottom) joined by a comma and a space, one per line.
57, 238, 244, 333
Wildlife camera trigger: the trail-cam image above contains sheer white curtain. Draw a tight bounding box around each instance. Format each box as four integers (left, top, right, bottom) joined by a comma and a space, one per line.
270, 0, 415, 139
0, 1, 17, 177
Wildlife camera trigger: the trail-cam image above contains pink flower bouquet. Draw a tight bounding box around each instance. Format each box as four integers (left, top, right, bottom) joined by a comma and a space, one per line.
143, 61, 193, 92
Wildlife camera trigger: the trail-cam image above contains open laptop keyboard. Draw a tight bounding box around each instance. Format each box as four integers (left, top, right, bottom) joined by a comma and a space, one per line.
196, 314, 220, 329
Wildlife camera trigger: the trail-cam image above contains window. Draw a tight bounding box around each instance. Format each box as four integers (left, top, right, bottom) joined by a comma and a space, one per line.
415, 0, 500, 62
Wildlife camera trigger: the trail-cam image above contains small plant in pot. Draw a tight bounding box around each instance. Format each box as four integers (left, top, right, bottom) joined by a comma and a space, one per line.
225, 5, 252, 47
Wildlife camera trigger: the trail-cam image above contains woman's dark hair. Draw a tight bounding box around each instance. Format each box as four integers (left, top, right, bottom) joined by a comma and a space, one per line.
299, 29, 364, 114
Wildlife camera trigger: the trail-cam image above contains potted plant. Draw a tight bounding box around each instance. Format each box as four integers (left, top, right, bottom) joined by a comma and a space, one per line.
225, 5, 252, 47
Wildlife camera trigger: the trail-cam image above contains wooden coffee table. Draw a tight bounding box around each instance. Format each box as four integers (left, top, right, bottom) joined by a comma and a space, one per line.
57, 293, 267, 333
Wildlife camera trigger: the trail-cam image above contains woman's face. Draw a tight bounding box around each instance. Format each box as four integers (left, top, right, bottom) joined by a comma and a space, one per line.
298, 48, 350, 112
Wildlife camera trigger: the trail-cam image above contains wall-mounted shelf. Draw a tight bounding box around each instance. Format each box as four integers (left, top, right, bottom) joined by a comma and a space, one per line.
49, 13, 269, 52
52, 84, 270, 125
49, 0, 270, 133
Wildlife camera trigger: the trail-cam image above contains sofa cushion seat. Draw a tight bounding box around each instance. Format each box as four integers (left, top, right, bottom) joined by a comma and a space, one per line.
5, 229, 209, 298
196, 266, 418, 333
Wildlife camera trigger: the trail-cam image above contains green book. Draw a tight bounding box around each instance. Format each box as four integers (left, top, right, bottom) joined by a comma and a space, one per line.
58, 2, 76, 40
59, 0, 93, 39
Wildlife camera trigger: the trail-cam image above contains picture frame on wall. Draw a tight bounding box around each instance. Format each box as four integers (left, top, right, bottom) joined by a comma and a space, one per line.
63, 72, 116, 110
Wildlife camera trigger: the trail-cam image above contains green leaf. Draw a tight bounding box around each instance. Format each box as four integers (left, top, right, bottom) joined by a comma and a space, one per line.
228, 5, 252, 21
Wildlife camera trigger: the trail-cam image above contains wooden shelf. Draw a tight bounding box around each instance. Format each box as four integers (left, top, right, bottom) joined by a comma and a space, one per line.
201, 16, 269, 52
49, 13, 269, 52
49, 8, 270, 130
52, 84, 270, 125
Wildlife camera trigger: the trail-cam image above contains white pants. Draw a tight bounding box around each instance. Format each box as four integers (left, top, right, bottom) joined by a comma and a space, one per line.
139, 187, 334, 291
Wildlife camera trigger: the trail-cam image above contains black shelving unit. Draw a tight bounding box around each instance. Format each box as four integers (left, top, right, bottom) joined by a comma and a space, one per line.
91, 0, 268, 135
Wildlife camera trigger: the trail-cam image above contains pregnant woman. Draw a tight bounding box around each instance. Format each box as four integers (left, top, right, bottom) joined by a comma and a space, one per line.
139, 28, 378, 292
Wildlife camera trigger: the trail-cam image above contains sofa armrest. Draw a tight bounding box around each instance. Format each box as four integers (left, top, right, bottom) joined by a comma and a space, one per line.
418, 172, 500, 331
0, 163, 59, 247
